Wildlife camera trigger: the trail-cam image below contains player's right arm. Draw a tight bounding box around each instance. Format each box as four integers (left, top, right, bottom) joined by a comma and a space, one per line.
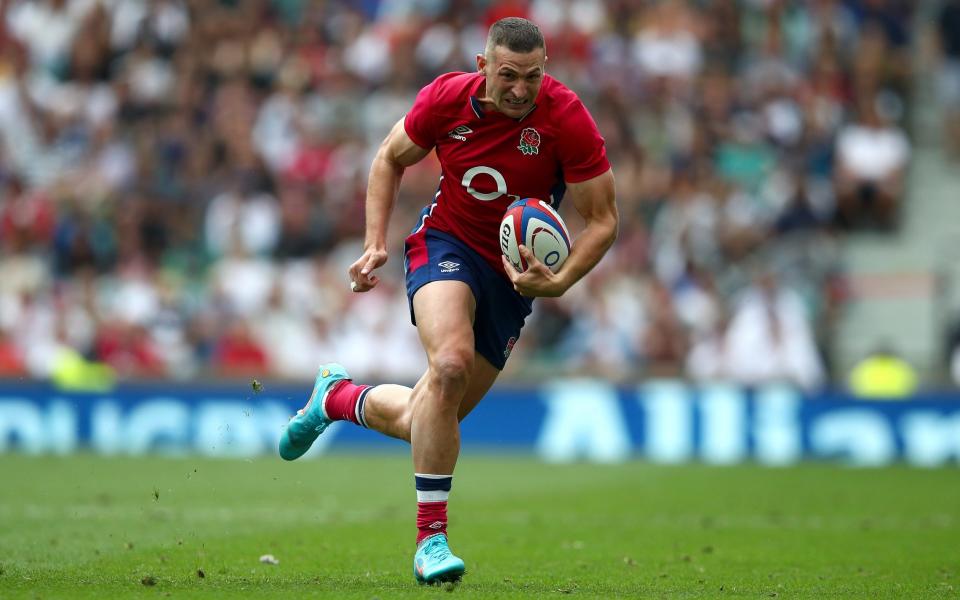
349, 118, 432, 292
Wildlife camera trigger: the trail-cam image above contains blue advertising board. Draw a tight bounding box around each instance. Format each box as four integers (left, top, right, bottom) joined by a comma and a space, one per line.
1, 379, 958, 466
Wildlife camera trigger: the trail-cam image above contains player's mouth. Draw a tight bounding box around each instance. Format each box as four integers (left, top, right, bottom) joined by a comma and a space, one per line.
504, 98, 527, 106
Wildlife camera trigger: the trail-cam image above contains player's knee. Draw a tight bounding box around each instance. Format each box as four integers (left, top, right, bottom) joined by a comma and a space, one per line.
429, 348, 473, 395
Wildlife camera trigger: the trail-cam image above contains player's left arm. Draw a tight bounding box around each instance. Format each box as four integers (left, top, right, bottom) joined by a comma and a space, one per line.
502, 168, 618, 297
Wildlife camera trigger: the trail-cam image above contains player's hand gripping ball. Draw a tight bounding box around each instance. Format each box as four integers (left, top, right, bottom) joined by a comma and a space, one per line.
499, 198, 571, 273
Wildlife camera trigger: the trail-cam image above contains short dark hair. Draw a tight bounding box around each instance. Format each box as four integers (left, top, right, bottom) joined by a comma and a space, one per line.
485, 17, 545, 57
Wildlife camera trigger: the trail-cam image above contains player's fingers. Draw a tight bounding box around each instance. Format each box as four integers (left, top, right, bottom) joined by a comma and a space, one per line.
348, 256, 367, 282
503, 260, 530, 294
350, 275, 379, 293
521, 245, 556, 280
348, 254, 375, 292
360, 257, 375, 276
347, 258, 361, 277
501, 255, 520, 280
361, 251, 386, 276
348, 273, 363, 291
518, 244, 539, 265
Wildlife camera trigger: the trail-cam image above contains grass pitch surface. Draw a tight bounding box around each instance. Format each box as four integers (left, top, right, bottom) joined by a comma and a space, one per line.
0, 454, 957, 599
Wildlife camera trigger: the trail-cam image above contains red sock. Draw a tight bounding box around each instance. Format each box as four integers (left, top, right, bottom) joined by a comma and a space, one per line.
416, 501, 448, 544
322, 380, 372, 427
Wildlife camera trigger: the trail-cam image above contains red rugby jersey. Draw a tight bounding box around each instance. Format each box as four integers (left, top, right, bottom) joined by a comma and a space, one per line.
403, 71, 609, 275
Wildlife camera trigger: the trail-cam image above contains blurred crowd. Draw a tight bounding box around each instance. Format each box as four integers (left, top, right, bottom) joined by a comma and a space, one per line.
0, 0, 919, 388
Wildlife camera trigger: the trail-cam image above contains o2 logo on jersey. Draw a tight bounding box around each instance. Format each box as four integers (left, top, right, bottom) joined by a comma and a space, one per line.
461, 166, 522, 203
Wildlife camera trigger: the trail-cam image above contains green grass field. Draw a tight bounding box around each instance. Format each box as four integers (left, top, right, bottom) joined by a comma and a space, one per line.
0, 454, 957, 599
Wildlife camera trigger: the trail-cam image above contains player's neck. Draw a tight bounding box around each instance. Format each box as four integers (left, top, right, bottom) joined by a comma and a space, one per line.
474, 80, 495, 112
474, 96, 497, 113
475, 81, 536, 120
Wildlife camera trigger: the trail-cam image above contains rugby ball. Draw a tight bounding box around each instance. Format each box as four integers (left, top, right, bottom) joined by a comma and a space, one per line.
499, 198, 571, 273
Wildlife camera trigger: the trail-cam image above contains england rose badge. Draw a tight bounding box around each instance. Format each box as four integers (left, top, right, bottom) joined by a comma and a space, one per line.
518, 127, 540, 156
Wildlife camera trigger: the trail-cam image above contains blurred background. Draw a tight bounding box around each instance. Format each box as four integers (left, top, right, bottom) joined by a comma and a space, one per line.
4, 8, 959, 593
3, 8, 959, 595
1, 0, 959, 396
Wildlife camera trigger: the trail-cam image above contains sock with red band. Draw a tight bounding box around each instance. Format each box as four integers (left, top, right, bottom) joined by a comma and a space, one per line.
415, 473, 452, 544
322, 380, 373, 427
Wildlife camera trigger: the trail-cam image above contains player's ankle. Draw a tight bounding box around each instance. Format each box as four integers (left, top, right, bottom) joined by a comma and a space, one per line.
415, 473, 451, 544
324, 380, 373, 426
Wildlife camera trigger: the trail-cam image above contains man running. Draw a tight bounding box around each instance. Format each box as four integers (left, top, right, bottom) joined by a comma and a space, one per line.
279, 16, 618, 585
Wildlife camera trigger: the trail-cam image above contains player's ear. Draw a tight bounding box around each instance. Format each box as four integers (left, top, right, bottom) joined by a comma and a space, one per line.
476, 53, 486, 73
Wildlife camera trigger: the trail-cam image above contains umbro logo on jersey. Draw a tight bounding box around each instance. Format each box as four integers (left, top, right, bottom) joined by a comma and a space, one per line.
448, 125, 473, 141
438, 261, 461, 272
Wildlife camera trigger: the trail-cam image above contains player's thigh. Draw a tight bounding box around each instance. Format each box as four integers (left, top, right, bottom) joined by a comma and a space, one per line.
458, 351, 500, 421
412, 279, 477, 361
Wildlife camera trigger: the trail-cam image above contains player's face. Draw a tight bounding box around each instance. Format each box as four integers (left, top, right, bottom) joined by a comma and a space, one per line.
477, 45, 546, 118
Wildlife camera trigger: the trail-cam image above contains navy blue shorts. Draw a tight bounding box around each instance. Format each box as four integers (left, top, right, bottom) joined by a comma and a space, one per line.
404, 225, 533, 370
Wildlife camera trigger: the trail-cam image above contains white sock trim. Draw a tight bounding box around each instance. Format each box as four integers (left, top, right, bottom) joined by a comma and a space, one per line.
319, 388, 332, 420
355, 386, 372, 428
417, 490, 450, 502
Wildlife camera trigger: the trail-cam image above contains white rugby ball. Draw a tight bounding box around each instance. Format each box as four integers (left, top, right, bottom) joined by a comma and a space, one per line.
499, 198, 571, 273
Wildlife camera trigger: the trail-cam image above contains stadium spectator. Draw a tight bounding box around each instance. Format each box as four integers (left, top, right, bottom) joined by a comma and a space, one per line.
833, 97, 910, 230
641, 279, 689, 377
94, 321, 166, 378
936, 0, 960, 158
685, 313, 730, 383
847, 345, 918, 399
723, 268, 826, 390
212, 317, 269, 378
633, 0, 704, 87
0, 328, 26, 376
952, 345, 960, 389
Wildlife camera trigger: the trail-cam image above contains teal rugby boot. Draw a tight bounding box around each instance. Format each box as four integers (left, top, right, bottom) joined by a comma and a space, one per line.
278, 363, 350, 461
413, 534, 465, 584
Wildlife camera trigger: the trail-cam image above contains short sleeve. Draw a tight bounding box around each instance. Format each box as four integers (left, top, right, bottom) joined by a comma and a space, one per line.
403, 80, 439, 150
556, 100, 610, 183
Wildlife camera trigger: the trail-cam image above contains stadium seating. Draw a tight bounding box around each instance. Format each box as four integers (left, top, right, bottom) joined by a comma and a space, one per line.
0, 0, 916, 386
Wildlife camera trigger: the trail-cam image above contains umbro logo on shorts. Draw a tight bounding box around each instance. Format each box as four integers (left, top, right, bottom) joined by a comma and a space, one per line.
438, 261, 461, 273
504, 336, 517, 359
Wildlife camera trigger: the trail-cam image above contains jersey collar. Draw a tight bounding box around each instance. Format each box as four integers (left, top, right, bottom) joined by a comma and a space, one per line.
469, 95, 485, 119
